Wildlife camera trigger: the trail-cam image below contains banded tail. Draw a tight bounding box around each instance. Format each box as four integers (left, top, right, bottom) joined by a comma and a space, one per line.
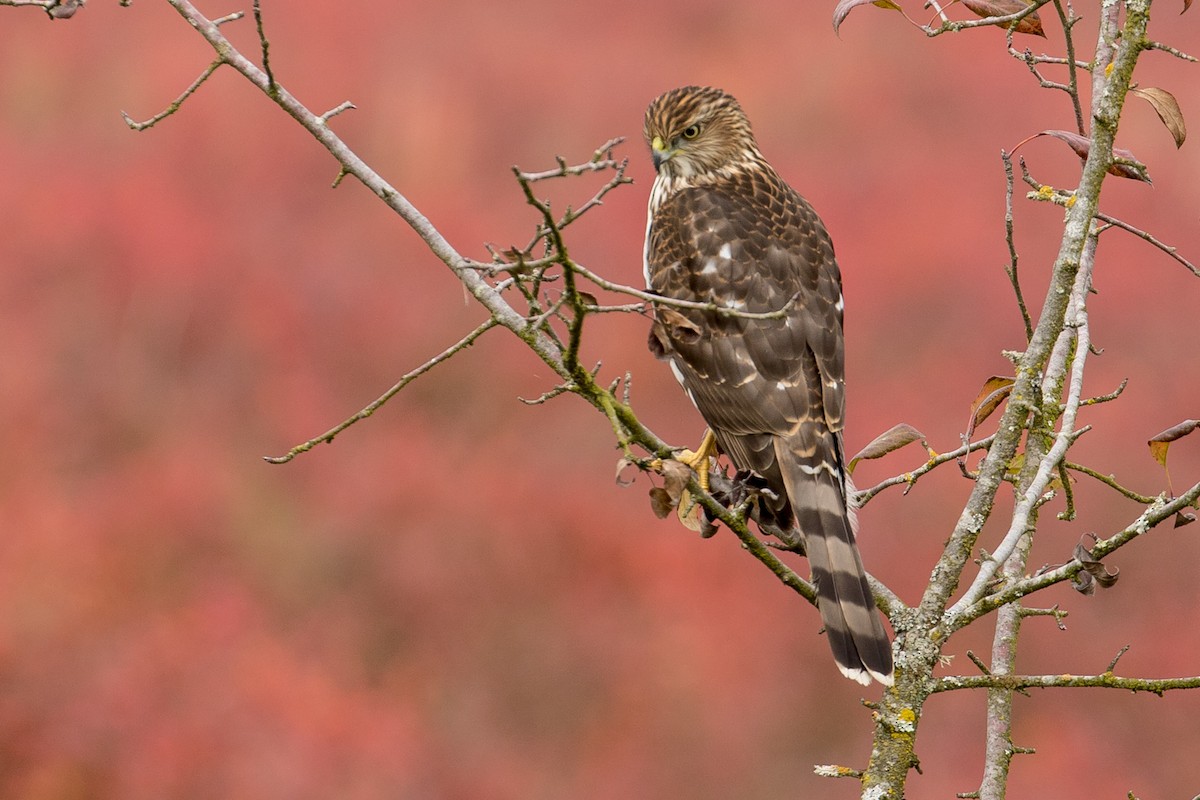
775, 425, 893, 686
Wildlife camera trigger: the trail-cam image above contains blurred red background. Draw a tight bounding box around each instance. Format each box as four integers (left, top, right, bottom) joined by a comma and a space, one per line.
2, 2, 1199, 798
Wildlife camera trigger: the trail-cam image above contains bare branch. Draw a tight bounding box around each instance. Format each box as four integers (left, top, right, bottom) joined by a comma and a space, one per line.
569, 261, 804, 321
1094, 211, 1200, 277
925, 0, 1051, 37
1065, 461, 1157, 504
934, 672, 1200, 695
264, 319, 498, 463
1002, 151, 1033, 341
854, 434, 997, 507
318, 101, 357, 124
252, 0, 275, 94
121, 58, 223, 131
949, 480, 1200, 627
952, 224, 1098, 616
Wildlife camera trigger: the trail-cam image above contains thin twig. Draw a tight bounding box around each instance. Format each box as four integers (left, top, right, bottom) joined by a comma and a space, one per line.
949, 479, 1200, 628
854, 434, 997, 506
1094, 211, 1200, 276
1065, 461, 1157, 504
264, 319, 498, 463
925, 0, 1051, 37
1002, 151, 1033, 341
121, 58, 223, 131
954, 228, 1097, 613
253, 0, 275, 94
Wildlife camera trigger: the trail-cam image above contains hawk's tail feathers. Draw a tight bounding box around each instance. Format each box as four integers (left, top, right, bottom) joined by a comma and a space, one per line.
776, 430, 894, 686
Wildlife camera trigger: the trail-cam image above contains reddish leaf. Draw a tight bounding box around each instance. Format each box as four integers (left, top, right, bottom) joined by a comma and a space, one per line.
1030, 130, 1152, 183
848, 423, 929, 473
968, 376, 1015, 434
833, 0, 904, 35
1132, 87, 1187, 148
960, 0, 1046, 36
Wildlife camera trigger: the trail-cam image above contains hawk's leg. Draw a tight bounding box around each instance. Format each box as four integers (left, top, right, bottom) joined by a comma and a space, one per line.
674, 428, 718, 493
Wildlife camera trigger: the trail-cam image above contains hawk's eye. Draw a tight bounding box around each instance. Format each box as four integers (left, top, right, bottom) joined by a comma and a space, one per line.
681, 124, 701, 140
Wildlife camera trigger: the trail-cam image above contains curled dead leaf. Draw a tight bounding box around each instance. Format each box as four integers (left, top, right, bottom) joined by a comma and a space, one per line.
1022, 130, 1153, 184
960, 0, 1046, 36
1132, 87, 1187, 148
47, 0, 86, 19
832, 0, 904, 35
1071, 536, 1119, 595
656, 307, 702, 346
615, 457, 638, 487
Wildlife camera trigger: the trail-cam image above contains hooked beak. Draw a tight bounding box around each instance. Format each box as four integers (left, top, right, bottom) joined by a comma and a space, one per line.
650, 135, 673, 171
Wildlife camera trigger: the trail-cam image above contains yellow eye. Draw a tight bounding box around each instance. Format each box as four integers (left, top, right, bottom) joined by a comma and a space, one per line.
681, 124, 701, 140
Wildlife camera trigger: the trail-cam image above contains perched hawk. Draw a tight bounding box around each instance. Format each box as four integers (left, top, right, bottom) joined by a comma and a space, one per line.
643, 86, 893, 686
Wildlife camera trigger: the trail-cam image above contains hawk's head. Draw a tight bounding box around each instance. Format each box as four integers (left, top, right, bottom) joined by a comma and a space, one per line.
643, 86, 762, 180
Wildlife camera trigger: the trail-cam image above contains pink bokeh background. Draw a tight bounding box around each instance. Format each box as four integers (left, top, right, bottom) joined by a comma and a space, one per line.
1, 2, 1199, 797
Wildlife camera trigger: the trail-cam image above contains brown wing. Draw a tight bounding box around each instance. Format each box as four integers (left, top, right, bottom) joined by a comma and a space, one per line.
647, 168, 893, 685
646, 167, 845, 458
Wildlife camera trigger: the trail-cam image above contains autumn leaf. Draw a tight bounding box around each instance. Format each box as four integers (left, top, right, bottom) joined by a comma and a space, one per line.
1148, 419, 1200, 466
833, 0, 904, 35
960, 0, 1046, 36
1019, 130, 1153, 184
968, 376, 1015, 436
1148, 419, 1200, 493
848, 423, 930, 473
1131, 87, 1187, 148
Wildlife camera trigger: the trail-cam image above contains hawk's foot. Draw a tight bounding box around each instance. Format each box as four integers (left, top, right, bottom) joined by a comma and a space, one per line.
673, 429, 718, 494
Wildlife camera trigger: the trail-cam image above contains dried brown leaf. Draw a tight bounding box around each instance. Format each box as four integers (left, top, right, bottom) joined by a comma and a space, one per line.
1035, 130, 1153, 183
660, 459, 693, 497
677, 490, 705, 532
1148, 419, 1200, 468
576, 290, 599, 307
1132, 87, 1187, 148
47, 0, 86, 19
848, 423, 928, 473
1175, 509, 1197, 528
615, 457, 638, 487
1071, 537, 1119, 595
833, 0, 903, 35
656, 307, 702, 345
1185, 0, 1193, 14
648, 486, 674, 519
969, 376, 1016, 433
960, 0, 1046, 36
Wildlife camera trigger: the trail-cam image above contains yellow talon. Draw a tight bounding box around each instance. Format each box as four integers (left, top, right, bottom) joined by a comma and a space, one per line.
675, 429, 718, 494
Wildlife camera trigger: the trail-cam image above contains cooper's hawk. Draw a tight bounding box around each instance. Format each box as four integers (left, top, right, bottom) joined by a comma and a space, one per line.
643, 86, 893, 686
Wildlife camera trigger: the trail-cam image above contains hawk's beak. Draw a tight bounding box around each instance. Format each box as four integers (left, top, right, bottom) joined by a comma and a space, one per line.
650, 135, 672, 171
